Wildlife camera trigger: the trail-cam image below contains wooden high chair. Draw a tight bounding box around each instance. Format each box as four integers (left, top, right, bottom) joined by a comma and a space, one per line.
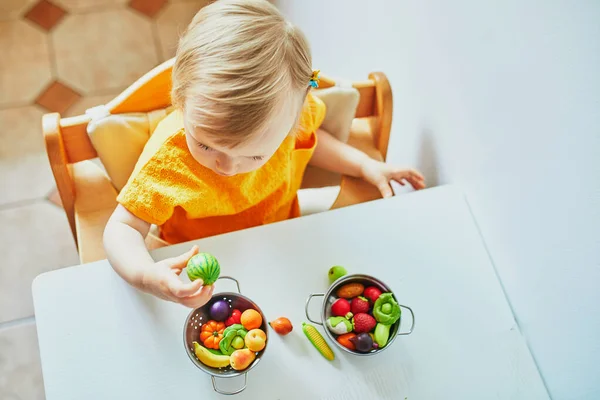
43, 58, 393, 264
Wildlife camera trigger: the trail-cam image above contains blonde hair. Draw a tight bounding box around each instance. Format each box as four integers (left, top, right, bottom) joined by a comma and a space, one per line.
172, 0, 313, 147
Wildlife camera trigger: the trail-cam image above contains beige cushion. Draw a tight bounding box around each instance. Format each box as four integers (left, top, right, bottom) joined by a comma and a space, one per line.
313, 86, 359, 143
86, 106, 172, 191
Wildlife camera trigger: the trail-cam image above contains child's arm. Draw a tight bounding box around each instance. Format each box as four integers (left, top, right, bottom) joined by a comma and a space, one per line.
103, 205, 213, 307
310, 129, 425, 197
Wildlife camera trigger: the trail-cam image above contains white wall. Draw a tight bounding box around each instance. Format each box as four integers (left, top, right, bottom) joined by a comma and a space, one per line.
276, 1, 600, 399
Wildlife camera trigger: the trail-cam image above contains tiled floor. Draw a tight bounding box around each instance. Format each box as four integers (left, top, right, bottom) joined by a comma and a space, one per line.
0, 0, 209, 398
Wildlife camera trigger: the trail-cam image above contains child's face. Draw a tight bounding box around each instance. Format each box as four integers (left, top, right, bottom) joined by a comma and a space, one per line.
184, 92, 304, 176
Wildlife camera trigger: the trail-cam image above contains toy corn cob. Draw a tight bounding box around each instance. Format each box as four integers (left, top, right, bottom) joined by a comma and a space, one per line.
302, 322, 335, 361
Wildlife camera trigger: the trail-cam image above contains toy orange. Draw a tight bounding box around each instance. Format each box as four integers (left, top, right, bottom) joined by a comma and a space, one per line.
240, 309, 262, 330
199, 320, 225, 349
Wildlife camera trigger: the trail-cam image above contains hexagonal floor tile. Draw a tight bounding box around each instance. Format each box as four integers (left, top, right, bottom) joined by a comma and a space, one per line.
155, 1, 210, 61
0, 20, 53, 108
0, 0, 37, 21
0, 322, 45, 400
53, 0, 127, 13
0, 202, 79, 323
0, 106, 56, 206
52, 8, 159, 95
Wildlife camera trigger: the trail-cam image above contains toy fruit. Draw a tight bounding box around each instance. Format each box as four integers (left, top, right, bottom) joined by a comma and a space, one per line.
186, 252, 220, 284
225, 309, 242, 327
241, 309, 262, 330
373, 293, 401, 325
326, 316, 353, 335
245, 329, 267, 352
200, 320, 225, 350
193, 341, 230, 368
363, 286, 383, 303
302, 322, 335, 361
337, 333, 357, 351
269, 317, 293, 335
350, 296, 370, 314
349, 332, 373, 353
210, 300, 231, 322
331, 298, 352, 318
231, 336, 245, 349
328, 266, 347, 284
219, 324, 248, 356
230, 348, 256, 371
352, 313, 377, 333
336, 283, 364, 299
374, 323, 390, 348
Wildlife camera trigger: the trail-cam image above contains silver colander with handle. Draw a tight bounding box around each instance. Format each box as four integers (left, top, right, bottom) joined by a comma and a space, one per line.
183, 277, 268, 395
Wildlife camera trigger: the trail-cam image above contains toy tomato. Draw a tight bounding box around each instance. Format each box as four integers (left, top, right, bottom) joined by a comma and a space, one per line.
200, 320, 226, 349
225, 309, 242, 327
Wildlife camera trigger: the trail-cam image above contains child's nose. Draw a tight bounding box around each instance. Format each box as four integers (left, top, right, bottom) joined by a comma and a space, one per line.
215, 155, 236, 175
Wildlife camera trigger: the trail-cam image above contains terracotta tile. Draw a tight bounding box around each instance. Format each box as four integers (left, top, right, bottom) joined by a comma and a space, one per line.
0, 0, 37, 20
52, 9, 159, 94
34, 81, 81, 114
0, 322, 46, 399
128, 0, 167, 18
0, 106, 56, 206
0, 21, 53, 107
53, 0, 127, 13
0, 202, 78, 323
64, 92, 118, 117
155, 1, 210, 61
24, 0, 67, 31
35, 81, 81, 114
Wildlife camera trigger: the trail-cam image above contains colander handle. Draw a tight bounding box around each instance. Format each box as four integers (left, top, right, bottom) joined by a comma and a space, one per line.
305, 293, 325, 325
218, 276, 241, 294
211, 373, 247, 396
397, 305, 415, 335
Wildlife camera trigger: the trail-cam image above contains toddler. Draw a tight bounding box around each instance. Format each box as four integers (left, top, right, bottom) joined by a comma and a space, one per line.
103, 0, 424, 308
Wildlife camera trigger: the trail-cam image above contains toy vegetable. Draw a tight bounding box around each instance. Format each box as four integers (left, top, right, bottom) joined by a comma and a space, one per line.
373, 293, 401, 325
302, 322, 335, 361
200, 320, 226, 350
326, 316, 353, 335
219, 324, 248, 355
374, 323, 390, 347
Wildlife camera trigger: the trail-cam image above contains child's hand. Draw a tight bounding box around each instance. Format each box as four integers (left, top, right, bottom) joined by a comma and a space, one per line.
360, 159, 425, 198
141, 245, 214, 308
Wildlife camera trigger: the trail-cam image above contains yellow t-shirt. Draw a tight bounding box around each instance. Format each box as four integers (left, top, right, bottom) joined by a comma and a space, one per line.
117, 93, 326, 244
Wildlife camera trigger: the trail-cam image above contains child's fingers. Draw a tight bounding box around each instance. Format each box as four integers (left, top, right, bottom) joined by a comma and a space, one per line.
169, 245, 200, 270
167, 276, 203, 298
179, 285, 215, 308
375, 179, 394, 199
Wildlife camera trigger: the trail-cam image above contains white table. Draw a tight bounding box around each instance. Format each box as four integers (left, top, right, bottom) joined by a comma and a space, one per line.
33, 185, 549, 399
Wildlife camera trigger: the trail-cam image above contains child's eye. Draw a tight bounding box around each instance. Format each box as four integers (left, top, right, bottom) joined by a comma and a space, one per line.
197, 143, 213, 151
251, 156, 264, 161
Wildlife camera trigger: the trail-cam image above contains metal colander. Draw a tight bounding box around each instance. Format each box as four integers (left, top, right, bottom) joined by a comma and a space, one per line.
183, 277, 268, 395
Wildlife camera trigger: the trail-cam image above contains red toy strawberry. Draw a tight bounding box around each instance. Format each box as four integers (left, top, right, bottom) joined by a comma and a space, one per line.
353, 313, 377, 333
351, 296, 370, 314
363, 286, 383, 303
331, 298, 352, 318
225, 309, 242, 327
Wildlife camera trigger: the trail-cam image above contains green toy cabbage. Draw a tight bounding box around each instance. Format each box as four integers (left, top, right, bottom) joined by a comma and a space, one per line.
219, 324, 248, 355
373, 293, 401, 325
